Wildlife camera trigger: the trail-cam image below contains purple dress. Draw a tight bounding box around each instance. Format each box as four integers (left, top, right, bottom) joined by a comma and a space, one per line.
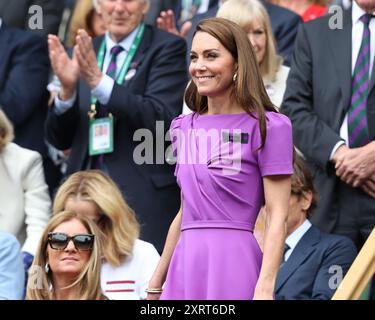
161, 112, 293, 300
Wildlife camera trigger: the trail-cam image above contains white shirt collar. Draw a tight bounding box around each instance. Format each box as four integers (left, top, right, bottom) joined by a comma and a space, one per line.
285, 219, 312, 252
105, 24, 141, 54
352, 0, 375, 24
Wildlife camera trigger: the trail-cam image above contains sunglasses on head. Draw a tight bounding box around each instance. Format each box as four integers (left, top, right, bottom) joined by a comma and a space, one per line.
47, 232, 95, 251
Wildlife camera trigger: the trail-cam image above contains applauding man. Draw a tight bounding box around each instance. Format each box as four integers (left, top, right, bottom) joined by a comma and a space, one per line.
46, 0, 188, 252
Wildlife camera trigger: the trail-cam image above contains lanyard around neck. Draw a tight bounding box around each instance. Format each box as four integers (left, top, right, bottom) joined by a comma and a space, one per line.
89, 23, 145, 116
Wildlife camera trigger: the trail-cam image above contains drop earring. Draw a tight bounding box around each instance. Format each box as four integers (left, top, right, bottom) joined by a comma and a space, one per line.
45, 263, 50, 273
233, 73, 237, 82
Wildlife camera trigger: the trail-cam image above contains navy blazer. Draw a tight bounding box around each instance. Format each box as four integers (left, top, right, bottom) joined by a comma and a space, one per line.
275, 225, 357, 300
0, 25, 49, 157
263, 2, 302, 66
46, 25, 188, 251
281, 10, 375, 236
185, 1, 301, 66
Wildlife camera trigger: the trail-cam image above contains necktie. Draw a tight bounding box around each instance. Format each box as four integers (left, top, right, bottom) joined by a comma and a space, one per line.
90, 46, 123, 171
280, 243, 290, 268
106, 45, 124, 79
348, 14, 374, 147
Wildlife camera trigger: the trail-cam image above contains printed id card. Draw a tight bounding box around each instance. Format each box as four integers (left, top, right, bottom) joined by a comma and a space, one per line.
89, 117, 114, 156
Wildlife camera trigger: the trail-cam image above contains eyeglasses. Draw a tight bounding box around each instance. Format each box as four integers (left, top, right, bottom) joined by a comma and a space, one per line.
47, 232, 95, 251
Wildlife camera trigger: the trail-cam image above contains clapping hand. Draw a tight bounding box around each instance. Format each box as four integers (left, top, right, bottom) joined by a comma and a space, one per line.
74, 29, 103, 89
48, 34, 80, 100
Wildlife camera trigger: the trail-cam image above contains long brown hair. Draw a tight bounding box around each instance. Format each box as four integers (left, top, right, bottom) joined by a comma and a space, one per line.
185, 17, 277, 148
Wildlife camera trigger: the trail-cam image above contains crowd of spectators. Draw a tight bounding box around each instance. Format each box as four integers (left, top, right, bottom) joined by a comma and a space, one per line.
0, 0, 373, 300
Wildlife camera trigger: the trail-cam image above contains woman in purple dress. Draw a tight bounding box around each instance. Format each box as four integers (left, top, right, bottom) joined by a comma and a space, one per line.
147, 17, 294, 300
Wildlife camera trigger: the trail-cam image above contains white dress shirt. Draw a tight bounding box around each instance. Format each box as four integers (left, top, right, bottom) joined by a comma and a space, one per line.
197, 0, 210, 14
54, 24, 140, 115
284, 219, 312, 262
330, 1, 375, 159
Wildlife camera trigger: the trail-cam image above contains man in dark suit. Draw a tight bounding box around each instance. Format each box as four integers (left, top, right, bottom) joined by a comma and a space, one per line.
0, 21, 60, 188
0, 0, 64, 36
156, 0, 301, 66
0, 22, 49, 155
281, 0, 375, 249
0, 21, 57, 276
275, 156, 357, 300
46, 0, 187, 252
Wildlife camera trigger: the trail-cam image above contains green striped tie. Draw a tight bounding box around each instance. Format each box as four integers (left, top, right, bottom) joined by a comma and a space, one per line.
106, 45, 123, 79
348, 14, 374, 147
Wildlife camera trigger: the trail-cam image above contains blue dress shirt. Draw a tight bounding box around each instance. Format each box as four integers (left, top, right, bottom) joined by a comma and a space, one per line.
0, 231, 25, 300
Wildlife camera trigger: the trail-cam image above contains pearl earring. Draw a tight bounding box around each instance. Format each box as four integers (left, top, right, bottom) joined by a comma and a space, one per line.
233, 73, 237, 82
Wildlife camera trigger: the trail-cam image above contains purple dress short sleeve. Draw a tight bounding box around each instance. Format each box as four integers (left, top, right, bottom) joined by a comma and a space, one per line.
161, 111, 294, 300
256, 113, 294, 177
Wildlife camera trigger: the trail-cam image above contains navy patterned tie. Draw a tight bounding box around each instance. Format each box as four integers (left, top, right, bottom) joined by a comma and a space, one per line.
106, 45, 124, 79
348, 14, 374, 147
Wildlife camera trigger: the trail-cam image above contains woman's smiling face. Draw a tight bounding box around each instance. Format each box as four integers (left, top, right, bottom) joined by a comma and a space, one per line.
189, 31, 237, 98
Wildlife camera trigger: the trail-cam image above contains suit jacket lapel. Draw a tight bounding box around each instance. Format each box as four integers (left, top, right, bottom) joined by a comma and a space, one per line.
275, 225, 321, 292
327, 9, 352, 114
122, 25, 151, 88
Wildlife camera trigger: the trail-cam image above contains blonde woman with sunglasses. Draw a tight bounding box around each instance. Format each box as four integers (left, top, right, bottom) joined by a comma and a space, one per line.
53, 170, 160, 300
26, 211, 106, 300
